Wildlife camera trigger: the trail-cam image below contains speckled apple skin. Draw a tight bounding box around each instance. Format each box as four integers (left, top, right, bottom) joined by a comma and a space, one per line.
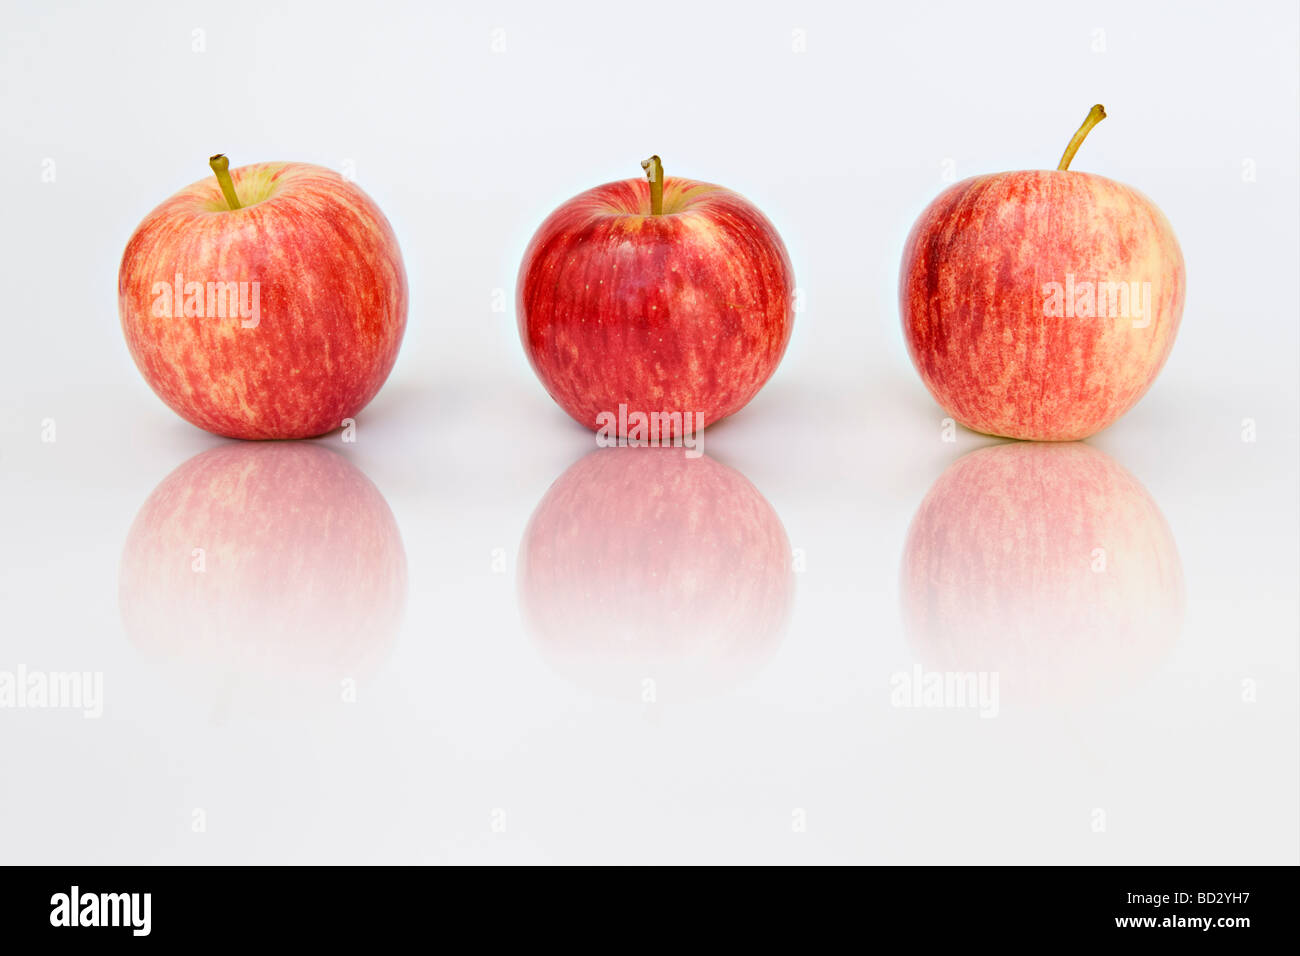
518, 177, 795, 433
118, 162, 407, 439
900, 170, 1185, 441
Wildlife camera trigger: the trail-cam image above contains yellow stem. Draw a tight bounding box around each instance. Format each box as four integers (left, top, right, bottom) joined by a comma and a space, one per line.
640, 155, 663, 215
1057, 105, 1106, 171
209, 154, 242, 210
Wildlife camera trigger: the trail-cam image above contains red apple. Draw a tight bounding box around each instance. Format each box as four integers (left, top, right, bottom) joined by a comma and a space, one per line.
517, 156, 795, 435
900, 442, 1184, 706
900, 106, 1185, 440
518, 447, 794, 700
119, 442, 407, 687
118, 156, 407, 439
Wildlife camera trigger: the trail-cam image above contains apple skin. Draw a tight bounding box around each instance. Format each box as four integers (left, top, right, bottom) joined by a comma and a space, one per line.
118, 162, 408, 439
517, 176, 795, 433
900, 442, 1183, 706
119, 441, 407, 683
518, 448, 794, 699
900, 171, 1185, 440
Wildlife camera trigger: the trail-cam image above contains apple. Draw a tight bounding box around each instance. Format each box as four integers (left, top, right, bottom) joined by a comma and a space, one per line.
118, 156, 408, 439
517, 447, 794, 700
119, 441, 407, 698
517, 156, 795, 436
900, 106, 1186, 440
900, 442, 1184, 706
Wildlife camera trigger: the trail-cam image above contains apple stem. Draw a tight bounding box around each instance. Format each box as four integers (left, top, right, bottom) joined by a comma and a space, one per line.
209, 154, 243, 210
641, 155, 664, 215
1057, 105, 1106, 171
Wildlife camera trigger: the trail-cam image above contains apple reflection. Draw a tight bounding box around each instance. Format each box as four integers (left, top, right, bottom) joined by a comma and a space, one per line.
119, 442, 407, 708
518, 447, 794, 701
901, 442, 1184, 706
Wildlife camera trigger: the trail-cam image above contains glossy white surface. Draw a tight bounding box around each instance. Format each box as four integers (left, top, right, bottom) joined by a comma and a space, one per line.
1, 0, 1296, 864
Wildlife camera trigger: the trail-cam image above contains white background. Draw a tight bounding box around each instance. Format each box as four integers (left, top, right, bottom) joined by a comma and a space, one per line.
1, 0, 1296, 863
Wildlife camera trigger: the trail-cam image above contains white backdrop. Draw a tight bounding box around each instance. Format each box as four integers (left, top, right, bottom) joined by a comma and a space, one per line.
0, 0, 1296, 863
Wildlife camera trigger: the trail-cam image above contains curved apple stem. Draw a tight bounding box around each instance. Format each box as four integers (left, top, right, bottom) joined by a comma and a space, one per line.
641, 155, 664, 215
209, 154, 243, 210
1057, 105, 1106, 171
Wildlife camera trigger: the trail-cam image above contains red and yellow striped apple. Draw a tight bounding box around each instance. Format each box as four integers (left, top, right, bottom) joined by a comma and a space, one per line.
900, 107, 1185, 441
517, 156, 795, 435
118, 156, 407, 439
